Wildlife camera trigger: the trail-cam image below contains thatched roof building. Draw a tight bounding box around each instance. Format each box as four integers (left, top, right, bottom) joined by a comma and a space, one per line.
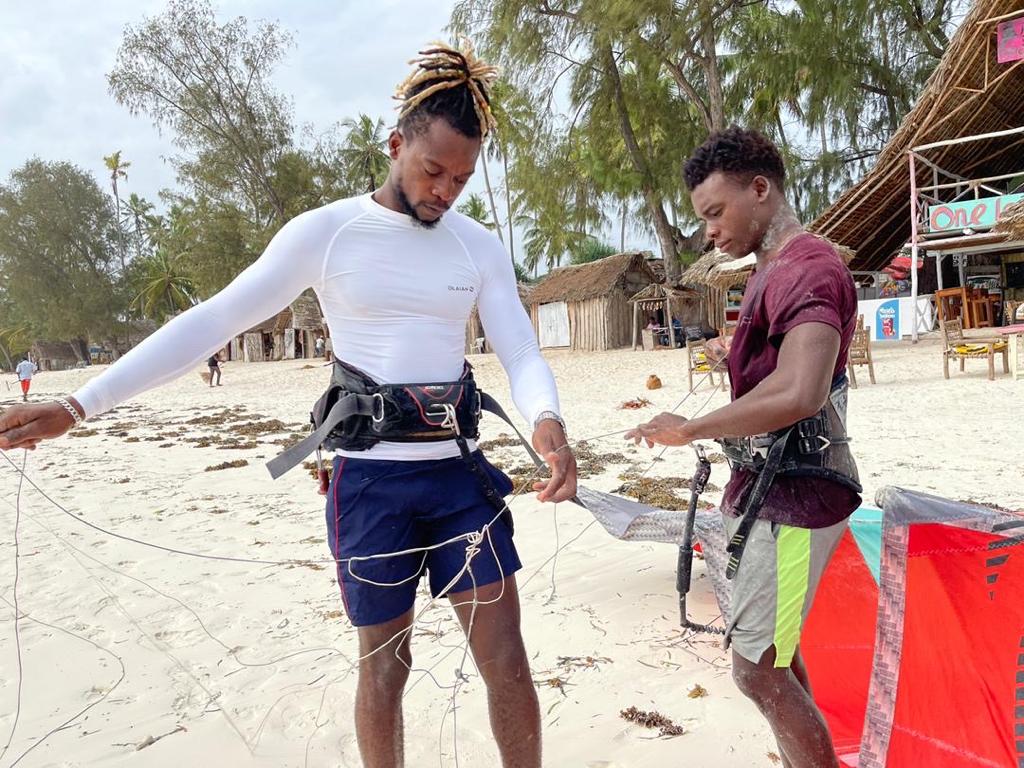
812, 0, 1024, 273
628, 282, 704, 349
527, 252, 658, 350
679, 251, 756, 331
680, 250, 755, 290
30, 341, 83, 371
466, 283, 533, 354
232, 290, 326, 362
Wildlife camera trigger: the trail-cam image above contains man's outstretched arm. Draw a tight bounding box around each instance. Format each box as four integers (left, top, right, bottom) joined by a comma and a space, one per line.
0, 209, 334, 450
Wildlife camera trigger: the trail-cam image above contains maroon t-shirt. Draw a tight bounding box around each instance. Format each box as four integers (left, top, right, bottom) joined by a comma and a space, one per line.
721, 233, 861, 528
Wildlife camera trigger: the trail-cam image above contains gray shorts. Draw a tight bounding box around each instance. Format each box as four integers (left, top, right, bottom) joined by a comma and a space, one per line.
723, 514, 847, 667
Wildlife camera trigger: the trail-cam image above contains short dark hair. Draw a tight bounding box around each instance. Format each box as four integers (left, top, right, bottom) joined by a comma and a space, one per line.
398, 83, 486, 140
683, 126, 785, 191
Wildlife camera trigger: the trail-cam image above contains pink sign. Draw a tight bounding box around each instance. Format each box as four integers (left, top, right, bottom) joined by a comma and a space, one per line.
998, 17, 1024, 63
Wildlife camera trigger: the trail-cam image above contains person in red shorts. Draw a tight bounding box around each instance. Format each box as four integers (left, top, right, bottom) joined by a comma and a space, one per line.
15, 356, 37, 402
628, 127, 860, 768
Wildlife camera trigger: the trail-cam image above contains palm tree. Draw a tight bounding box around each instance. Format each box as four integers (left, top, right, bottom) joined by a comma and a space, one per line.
104, 151, 132, 351
339, 115, 390, 192
457, 194, 494, 229
479, 149, 505, 245
518, 212, 587, 275
570, 237, 618, 265
0, 324, 31, 372
487, 81, 537, 261
132, 251, 198, 321
103, 151, 131, 274
122, 193, 155, 260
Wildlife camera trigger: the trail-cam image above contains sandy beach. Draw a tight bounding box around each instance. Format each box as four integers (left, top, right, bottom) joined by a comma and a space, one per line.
1, 335, 1021, 767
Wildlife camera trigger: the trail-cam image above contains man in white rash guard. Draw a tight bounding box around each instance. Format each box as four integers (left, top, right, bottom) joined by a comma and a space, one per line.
0, 42, 577, 768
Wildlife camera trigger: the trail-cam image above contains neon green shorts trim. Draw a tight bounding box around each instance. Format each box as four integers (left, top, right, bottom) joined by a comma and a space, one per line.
722, 515, 846, 667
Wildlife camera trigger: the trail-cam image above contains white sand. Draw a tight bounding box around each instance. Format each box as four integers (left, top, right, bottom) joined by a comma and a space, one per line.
1, 334, 1021, 767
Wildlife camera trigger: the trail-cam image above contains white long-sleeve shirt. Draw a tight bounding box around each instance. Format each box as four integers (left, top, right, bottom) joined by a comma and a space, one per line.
72, 193, 560, 460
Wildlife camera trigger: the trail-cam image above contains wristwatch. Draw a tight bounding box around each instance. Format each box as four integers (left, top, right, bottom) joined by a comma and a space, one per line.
533, 410, 566, 432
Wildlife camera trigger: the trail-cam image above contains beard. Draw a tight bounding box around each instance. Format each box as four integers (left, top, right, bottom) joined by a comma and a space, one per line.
394, 181, 442, 229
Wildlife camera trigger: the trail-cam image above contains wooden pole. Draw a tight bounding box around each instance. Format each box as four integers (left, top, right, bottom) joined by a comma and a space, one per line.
911, 125, 1024, 153
910, 151, 921, 343
631, 302, 639, 351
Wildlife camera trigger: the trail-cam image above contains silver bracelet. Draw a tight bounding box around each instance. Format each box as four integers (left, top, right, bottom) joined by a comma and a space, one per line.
533, 410, 566, 432
55, 397, 84, 427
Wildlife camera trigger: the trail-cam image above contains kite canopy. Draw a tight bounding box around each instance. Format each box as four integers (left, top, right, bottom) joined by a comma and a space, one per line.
695, 487, 1024, 767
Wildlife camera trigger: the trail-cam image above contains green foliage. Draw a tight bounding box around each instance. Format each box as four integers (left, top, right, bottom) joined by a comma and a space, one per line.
122, 192, 156, 259
570, 237, 618, 265
457, 193, 495, 229
338, 114, 391, 193
151, 196, 260, 298
513, 260, 533, 284
108, 0, 296, 224
452, 0, 955, 251
0, 159, 125, 342
131, 251, 198, 321
0, 318, 32, 370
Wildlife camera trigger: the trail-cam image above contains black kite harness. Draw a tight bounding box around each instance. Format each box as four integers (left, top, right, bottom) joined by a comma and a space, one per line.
267, 359, 547, 521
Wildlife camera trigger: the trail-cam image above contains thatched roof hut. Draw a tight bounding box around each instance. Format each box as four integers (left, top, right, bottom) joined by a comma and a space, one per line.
995, 199, 1024, 240
680, 250, 755, 289
30, 341, 83, 371
679, 251, 756, 331
527, 252, 658, 350
234, 290, 326, 362
628, 283, 704, 349
465, 283, 533, 354
290, 292, 324, 331
812, 0, 1024, 272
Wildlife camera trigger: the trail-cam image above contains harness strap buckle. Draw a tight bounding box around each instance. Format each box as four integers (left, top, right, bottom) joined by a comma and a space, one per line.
796, 413, 829, 439
798, 435, 832, 455
433, 403, 461, 436
371, 393, 386, 424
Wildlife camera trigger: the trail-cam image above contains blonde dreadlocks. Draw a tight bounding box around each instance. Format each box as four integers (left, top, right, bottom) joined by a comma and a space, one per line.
394, 40, 498, 140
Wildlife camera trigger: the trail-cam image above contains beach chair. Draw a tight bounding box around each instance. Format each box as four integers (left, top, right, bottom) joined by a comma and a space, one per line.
940, 318, 1008, 381
847, 327, 875, 388
686, 339, 727, 392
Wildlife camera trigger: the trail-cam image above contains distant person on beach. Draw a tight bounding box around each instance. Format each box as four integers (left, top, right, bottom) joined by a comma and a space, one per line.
15, 356, 37, 402
0, 41, 576, 768
207, 353, 222, 386
627, 127, 860, 768
314, 335, 325, 357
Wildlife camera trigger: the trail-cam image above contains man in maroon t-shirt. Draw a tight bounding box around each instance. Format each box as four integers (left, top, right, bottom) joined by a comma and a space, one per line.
627, 127, 859, 768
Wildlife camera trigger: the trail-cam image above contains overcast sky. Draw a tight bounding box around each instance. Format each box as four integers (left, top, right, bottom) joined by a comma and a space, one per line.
0, 1, 467, 209
0, 0, 655, 261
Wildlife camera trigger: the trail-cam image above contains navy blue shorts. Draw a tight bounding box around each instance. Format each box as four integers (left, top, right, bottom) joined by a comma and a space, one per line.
324, 451, 521, 627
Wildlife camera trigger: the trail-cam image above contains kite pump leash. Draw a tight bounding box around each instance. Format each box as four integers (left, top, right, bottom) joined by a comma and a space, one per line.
677, 444, 726, 635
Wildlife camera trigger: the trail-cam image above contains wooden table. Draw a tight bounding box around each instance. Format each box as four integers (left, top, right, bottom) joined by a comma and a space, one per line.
997, 323, 1024, 381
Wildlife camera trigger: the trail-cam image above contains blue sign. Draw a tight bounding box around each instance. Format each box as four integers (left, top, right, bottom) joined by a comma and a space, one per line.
875, 300, 900, 341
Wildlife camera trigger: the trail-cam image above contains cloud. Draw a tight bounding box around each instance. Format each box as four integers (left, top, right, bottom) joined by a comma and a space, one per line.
0, 0, 462, 206
0, 1, 658, 260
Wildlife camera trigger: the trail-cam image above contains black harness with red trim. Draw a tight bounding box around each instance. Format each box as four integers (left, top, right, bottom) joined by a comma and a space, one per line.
266, 359, 544, 521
